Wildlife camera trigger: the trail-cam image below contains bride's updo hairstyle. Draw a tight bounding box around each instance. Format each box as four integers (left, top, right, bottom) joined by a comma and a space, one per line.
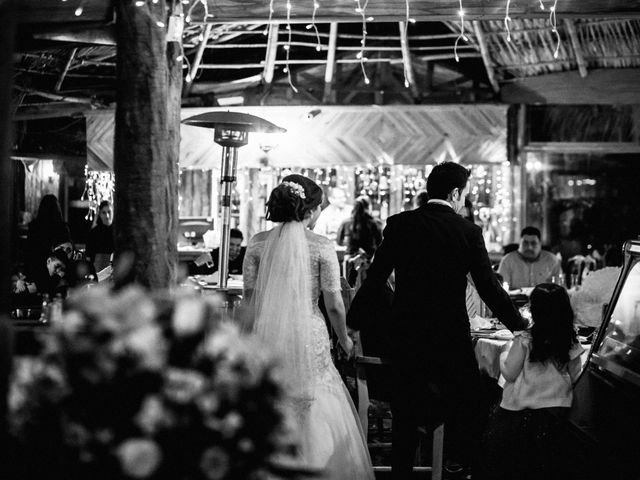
266, 174, 323, 222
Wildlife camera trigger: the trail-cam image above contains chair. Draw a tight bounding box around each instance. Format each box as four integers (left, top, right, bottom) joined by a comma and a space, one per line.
354, 333, 444, 480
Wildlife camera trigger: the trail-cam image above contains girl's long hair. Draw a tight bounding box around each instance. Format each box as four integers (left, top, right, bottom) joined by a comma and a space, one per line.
529, 283, 577, 365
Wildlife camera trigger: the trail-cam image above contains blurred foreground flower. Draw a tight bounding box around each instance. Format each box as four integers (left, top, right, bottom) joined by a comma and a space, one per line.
9, 286, 299, 480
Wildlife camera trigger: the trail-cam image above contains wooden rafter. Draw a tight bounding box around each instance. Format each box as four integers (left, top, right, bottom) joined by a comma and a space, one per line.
563, 19, 588, 78
54, 47, 77, 92
472, 21, 499, 93
15, 1, 640, 25
323, 22, 338, 104
262, 23, 279, 87
183, 24, 213, 96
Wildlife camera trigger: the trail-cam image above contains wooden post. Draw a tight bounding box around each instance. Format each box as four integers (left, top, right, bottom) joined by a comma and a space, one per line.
114, 0, 179, 288
0, 0, 16, 447
0, 1, 16, 312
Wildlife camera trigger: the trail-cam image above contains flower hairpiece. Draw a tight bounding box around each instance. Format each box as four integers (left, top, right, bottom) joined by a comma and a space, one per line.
282, 181, 306, 199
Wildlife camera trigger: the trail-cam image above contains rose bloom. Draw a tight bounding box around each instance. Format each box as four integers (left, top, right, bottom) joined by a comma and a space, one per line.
200, 446, 230, 480
172, 298, 205, 336
135, 395, 166, 434
115, 438, 162, 478
164, 368, 206, 403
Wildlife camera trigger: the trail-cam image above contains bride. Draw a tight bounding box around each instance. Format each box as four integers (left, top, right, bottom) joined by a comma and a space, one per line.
243, 174, 374, 479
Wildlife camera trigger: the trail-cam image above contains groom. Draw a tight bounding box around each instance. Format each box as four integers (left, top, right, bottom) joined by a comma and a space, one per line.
348, 162, 526, 477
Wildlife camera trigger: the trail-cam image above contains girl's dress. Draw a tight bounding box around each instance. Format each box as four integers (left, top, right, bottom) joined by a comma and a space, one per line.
481, 331, 584, 480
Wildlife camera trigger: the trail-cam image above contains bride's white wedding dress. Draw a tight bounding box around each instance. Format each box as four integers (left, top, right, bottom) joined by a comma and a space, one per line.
244, 223, 374, 479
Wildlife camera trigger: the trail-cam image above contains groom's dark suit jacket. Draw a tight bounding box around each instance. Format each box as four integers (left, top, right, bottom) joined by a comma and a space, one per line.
348, 202, 526, 376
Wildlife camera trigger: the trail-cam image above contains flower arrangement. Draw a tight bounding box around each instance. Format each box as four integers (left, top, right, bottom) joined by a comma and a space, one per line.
9, 285, 299, 480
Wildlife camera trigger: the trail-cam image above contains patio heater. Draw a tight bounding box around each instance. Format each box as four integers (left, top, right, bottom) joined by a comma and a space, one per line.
182, 111, 285, 290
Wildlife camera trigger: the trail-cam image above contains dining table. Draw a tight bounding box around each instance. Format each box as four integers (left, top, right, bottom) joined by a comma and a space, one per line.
472, 329, 592, 383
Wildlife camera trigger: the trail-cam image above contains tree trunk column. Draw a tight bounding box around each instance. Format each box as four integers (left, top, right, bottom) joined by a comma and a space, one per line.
114, 0, 180, 288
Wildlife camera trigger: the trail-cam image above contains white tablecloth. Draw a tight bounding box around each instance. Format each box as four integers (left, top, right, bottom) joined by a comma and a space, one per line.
473, 337, 591, 383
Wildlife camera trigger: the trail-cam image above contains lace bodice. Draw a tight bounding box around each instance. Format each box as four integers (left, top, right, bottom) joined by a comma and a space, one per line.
243, 228, 342, 310
243, 228, 343, 395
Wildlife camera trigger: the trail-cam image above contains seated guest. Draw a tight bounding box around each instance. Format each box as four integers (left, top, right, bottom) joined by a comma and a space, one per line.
189, 228, 246, 275
86, 200, 114, 271
313, 187, 351, 242
413, 189, 429, 209
33, 249, 69, 298
498, 226, 561, 290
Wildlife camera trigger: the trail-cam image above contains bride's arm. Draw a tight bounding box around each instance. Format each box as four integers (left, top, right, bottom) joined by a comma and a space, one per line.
322, 289, 351, 352
319, 237, 353, 354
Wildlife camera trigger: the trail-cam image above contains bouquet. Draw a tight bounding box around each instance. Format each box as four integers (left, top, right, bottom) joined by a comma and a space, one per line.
9, 285, 299, 480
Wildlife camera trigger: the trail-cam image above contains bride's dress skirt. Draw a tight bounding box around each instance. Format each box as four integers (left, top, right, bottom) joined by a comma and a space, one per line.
290, 314, 374, 480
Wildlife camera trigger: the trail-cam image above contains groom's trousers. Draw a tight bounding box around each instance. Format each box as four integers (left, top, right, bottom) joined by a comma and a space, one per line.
390, 360, 489, 479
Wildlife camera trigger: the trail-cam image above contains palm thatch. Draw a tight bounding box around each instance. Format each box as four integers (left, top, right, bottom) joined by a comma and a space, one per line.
477, 18, 640, 79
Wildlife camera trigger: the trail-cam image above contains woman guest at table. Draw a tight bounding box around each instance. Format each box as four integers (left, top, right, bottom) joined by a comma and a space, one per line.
86, 200, 114, 271
480, 283, 584, 480
336, 196, 383, 286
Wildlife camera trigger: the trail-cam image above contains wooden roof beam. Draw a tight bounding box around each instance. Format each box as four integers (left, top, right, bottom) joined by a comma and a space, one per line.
563, 19, 588, 78
183, 24, 213, 97
54, 47, 77, 92
323, 22, 338, 104
15, 0, 640, 25
472, 21, 500, 94
262, 23, 280, 88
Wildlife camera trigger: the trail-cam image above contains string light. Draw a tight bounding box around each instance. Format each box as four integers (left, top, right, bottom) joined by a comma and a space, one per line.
74, 5, 83, 16
82, 167, 115, 222
402, 0, 415, 88
185, 0, 211, 23
305, 1, 322, 51
454, 0, 468, 62
538, 0, 545, 9
284, 0, 299, 92
504, 0, 512, 42
549, 0, 560, 58
354, 0, 370, 85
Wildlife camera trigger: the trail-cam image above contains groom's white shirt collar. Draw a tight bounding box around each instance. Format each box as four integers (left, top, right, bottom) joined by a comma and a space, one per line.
427, 199, 453, 209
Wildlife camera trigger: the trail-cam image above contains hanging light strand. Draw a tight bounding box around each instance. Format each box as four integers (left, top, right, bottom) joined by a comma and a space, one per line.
185, 0, 211, 23
538, 0, 545, 9
454, 0, 467, 62
402, 0, 415, 87
354, 0, 370, 84
306, 1, 322, 51
504, 0, 512, 42
284, 0, 299, 92
550, 0, 560, 58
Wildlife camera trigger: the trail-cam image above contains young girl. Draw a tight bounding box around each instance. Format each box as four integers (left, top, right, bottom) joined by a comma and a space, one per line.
481, 283, 584, 480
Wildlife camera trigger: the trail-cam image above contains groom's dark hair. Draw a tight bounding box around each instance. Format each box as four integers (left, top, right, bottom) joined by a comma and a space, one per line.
426, 162, 471, 200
